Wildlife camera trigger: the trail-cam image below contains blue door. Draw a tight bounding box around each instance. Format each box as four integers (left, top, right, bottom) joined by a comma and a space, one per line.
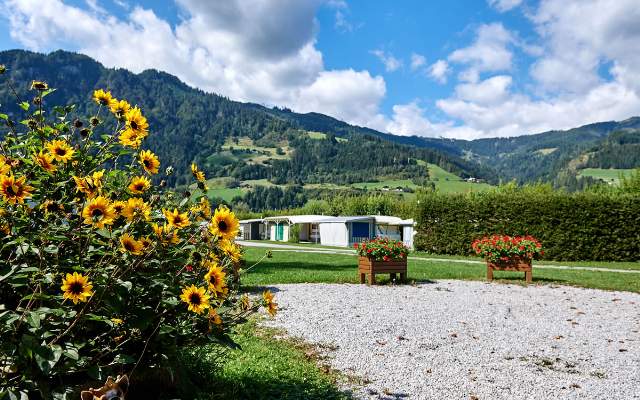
351, 222, 370, 243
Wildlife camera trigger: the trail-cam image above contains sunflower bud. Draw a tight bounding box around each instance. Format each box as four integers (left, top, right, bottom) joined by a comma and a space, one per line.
30, 81, 48, 91
80, 128, 90, 138
183, 190, 191, 198
159, 180, 166, 188
73, 119, 83, 128
0, 64, 6, 75
266, 250, 273, 259
32, 96, 42, 106
165, 166, 174, 176
90, 117, 100, 127
26, 119, 38, 130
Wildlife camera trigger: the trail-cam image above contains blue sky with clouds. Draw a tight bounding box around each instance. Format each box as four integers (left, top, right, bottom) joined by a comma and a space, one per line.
0, 0, 639, 139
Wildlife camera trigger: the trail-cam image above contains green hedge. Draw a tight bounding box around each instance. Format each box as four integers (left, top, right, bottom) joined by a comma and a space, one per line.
414, 190, 640, 261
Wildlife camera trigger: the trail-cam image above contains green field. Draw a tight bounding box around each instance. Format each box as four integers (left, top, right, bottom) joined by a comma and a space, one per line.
426, 163, 494, 193
306, 131, 348, 142
351, 179, 416, 190
578, 168, 634, 184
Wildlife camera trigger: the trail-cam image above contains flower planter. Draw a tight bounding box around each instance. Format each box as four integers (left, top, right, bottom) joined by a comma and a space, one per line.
358, 256, 407, 285
486, 257, 532, 283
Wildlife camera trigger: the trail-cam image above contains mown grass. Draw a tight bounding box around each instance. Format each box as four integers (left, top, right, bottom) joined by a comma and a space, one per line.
242, 247, 640, 293
578, 168, 634, 184
186, 320, 351, 400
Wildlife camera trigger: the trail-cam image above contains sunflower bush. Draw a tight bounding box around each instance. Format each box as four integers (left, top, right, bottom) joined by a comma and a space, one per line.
0, 75, 276, 398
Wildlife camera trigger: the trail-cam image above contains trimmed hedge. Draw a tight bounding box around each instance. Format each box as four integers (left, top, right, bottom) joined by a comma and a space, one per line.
414, 190, 640, 261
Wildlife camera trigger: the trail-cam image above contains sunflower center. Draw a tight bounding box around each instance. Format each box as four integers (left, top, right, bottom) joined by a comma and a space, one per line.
143, 159, 151, 167
124, 241, 135, 251
69, 281, 83, 295
189, 293, 202, 305
6, 184, 17, 196
130, 121, 139, 130
174, 216, 183, 224
135, 183, 144, 190
55, 148, 67, 156
209, 274, 218, 285
91, 208, 104, 217
218, 220, 227, 232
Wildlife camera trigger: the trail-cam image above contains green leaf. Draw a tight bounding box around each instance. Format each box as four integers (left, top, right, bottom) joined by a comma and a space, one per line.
63, 346, 79, 361
18, 101, 29, 111
26, 311, 40, 329
0, 113, 8, 121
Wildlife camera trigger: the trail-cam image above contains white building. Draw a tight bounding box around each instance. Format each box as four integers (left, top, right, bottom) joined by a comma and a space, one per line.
259, 214, 415, 248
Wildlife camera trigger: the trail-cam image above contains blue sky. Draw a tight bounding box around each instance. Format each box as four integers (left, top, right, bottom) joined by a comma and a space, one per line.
1, 0, 639, 139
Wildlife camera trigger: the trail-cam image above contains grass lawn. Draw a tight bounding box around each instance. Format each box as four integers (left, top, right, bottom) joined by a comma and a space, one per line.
207, 187, 245, 202
187, 320, 350, 399
241, 247, 640, 293
578, 168, 634, 184
426, 163, 494, 193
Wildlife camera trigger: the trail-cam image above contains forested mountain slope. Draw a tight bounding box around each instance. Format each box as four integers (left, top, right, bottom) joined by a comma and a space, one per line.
0, 49, 492, 186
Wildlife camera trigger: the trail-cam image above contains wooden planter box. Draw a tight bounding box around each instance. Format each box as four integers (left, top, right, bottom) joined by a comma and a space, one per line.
486, 257, 532, 283
358, 256, 407, 285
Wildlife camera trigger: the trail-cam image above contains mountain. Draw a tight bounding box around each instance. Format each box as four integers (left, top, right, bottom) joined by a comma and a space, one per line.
0, 49, 492, 187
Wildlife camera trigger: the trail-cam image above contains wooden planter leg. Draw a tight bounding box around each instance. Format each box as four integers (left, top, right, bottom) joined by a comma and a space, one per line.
359, 273, 365, 284
525, 270, 532, 283
369, 272, 376, 285
390, 273, 397, 282
400, 272, 406, 282
486, 266, 493, 282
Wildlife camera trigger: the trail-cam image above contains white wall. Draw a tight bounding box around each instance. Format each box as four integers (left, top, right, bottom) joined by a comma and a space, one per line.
319, 223, 349, 247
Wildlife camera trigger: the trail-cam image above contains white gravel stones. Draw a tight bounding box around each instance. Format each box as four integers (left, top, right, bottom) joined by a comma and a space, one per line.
266, 281, 640, 399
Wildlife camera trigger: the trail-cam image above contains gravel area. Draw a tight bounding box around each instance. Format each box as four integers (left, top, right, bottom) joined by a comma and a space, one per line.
266, 281, 640, 399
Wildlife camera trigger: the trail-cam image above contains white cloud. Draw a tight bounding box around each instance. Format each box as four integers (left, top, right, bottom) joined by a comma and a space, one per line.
428, 59, 450, 84
371, 49, 403, 72
448, 23, 513, 81
487, 0, 523, 12
410, 53, 426, 71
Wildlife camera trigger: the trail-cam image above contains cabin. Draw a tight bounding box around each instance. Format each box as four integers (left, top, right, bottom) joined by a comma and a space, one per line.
262, 215, 326, 242
238, 218, 266, 240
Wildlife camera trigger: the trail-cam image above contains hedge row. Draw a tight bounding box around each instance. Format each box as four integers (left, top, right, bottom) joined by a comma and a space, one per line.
414, 190, 640, 261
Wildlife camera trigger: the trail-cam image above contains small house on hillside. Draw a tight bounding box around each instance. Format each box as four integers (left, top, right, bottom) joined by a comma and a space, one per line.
262, 215, 326, 242
238, 219, 265, 240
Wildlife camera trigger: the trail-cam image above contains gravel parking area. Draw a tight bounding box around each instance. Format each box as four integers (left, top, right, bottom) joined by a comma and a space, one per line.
266, 281, 640, 399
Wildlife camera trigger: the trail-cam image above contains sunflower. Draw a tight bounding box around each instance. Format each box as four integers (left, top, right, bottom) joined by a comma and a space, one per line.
82, 196, 115, 228
220, 239, 242, 264
191, 163, 206, 183
109, 99, 131, 119
40, 199, 63, 215
163, 208, 190, 229
124, 107, 149, 136
45, 140, 75, 163
0, 156, 10, 175
262, 290, 277, 317
139, 236, 153, 250
120, 233, 143, 255
203, 262, 226, 295
32, 150, 57, 173
0, 174, 34, 205
138, 150, 160, 174
122, 197, 151, 222
209, 205, 239, 240
152, 223, 180, 245
179, 285, 210, 314
128, 176, 151, 194
92, 89, 115, 106
208, 308, 222, 325
112, 200, 127, 217
118, 128, 144, 149
73, 170, 105, 198
61, 272, 94, 304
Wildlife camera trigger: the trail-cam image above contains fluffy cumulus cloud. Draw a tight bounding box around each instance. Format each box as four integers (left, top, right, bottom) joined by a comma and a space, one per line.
371, 49, 403, 72
427, 0, 640, 139
428, 60, 450, 84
